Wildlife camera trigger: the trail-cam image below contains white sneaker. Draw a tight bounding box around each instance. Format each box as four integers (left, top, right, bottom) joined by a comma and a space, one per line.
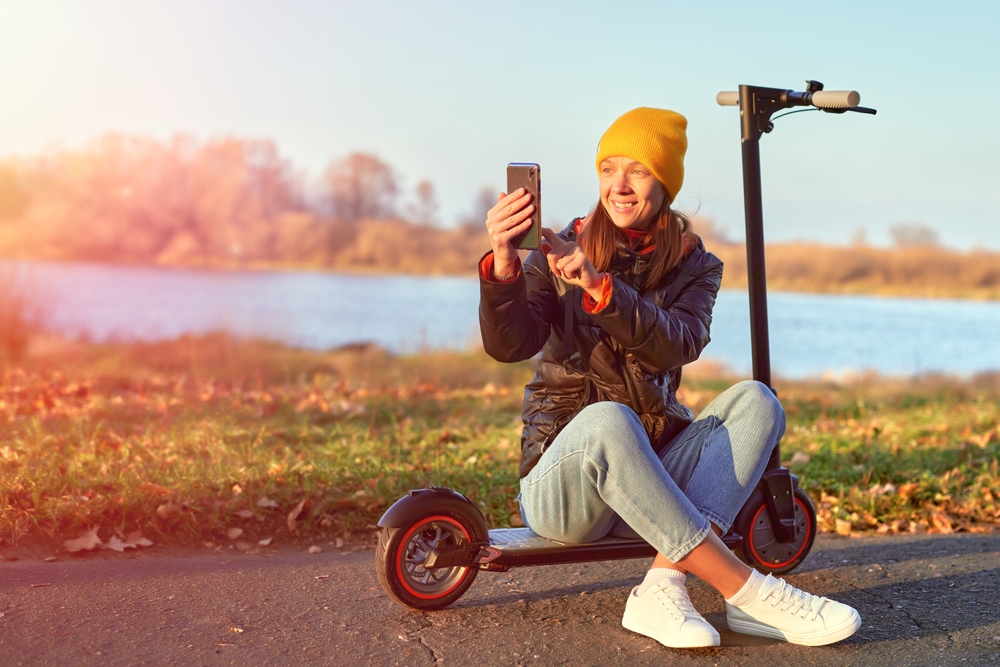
622, 578, 720, 648
726, 574, 861, 646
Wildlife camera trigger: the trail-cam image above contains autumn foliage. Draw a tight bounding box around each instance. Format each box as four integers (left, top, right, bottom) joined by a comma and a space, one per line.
2, 135, 1000, 299
707, 236, 1000, 300
1, 334, 998, 549
0, 135, 486, 273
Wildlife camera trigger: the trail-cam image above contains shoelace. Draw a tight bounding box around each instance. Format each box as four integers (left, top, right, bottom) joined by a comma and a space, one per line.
761, 578, 827, 621
652, 582, 697, 619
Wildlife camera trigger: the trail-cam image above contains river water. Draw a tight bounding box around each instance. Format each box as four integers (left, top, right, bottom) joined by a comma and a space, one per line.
8, 260, 1000, 379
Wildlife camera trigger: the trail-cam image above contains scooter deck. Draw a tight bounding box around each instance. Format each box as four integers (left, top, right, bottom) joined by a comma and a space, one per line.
479, 527, 745, 571
480, 527, 656, 570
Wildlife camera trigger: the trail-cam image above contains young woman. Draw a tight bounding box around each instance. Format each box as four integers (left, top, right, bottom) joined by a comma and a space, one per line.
478, 107, 860, 649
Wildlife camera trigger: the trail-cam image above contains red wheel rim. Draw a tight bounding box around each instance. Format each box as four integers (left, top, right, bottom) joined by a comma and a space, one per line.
748, 497, 812, 569
395, 515, 471, 600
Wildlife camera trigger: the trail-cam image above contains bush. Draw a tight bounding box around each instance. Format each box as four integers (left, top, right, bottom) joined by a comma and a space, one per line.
0, 264, 46, 361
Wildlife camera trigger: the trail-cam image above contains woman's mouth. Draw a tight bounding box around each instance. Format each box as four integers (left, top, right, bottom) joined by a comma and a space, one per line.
611, 201, 636, 212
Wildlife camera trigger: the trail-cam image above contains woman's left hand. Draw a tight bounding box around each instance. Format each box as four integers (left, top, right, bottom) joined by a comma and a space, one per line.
541, 228, 604, 300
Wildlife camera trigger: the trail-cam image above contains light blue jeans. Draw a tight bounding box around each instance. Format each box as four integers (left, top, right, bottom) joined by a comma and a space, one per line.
518, 380, 785, 563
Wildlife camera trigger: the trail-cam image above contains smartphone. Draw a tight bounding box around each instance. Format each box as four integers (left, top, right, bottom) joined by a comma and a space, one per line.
506, 163, 541, 250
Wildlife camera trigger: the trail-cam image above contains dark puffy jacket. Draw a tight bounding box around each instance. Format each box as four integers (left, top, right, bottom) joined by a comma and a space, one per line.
479, 221, 724, 478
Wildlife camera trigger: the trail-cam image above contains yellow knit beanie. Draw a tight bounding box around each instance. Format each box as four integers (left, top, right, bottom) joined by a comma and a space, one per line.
595, 107, 688, 202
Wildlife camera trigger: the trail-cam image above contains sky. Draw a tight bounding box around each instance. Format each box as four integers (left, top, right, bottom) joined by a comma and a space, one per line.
1, 0, 998, 249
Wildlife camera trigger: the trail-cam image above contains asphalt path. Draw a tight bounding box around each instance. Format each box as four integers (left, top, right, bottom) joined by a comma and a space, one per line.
2, 533, 1000, 666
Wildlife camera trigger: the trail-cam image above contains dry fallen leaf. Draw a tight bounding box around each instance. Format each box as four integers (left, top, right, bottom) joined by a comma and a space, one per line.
287, 499, 306, 534
234, 509, 253, 519
64, 527, 102, 553
930, 511, 954, 534
258, 537, 272, 546
787, 451, 811, 466
230, 627, 243, 633
125, 531, 153, 548
227, 528, 244, 540
307, 545, 322, 554
834, 519, 853, 536
235, 541, 251, 551
203, 541, 216, 549
256, 497, 279, 509
156, 503, 183, 519
102, 536, 130, 552
100, 531, 154, 552
335, 537, 344, 549
138, 482, 171, 497
42, 556, 57, 562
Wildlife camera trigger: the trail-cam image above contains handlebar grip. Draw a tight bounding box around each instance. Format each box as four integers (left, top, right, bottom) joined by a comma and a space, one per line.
811, 90, 860, 109
716, 91, 739, 106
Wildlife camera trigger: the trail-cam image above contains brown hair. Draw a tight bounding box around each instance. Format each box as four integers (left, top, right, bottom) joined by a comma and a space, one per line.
578, 198, 692, 290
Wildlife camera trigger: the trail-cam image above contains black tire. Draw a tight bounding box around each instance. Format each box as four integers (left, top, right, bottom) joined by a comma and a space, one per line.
737, 487, 817, 575
376, 511, 480, 611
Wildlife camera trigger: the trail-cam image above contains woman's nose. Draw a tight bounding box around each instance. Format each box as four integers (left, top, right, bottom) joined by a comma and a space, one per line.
611, 174, 633, 194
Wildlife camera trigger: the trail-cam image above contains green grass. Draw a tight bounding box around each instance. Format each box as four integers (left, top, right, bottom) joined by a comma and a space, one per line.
777, 378, 1000, 534
1, 334, 998, 546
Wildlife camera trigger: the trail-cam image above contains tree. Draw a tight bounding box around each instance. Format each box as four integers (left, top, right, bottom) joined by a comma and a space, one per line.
405, 180, 439, 226
889, 223, 939, 248
460, 185, 498, 228
0, 165, 29, 221
324, 153, 398, 222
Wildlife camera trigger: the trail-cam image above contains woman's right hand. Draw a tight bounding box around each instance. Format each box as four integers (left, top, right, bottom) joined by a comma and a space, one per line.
485, 189, 535, 278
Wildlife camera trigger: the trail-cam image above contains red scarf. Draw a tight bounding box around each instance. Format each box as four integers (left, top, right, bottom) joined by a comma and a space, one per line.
574, 219, 696, 257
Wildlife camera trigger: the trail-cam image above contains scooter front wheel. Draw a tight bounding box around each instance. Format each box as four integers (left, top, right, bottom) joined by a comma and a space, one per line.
737, 487, 817, 575
376, 512, 480, 610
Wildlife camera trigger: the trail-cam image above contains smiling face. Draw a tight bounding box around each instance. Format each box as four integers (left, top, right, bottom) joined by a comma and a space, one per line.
599, 157, 668, 231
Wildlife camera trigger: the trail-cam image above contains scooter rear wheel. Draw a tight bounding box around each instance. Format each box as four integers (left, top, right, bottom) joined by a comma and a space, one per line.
376, 512, 480, 610
737, 487, 817, 575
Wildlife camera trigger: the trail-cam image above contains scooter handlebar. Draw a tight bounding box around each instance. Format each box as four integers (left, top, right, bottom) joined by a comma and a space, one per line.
716, 91, 739, 106
716, 89, 861, 109
810, 90, 861, 109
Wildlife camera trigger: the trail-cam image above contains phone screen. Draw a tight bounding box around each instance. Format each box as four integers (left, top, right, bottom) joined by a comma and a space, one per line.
506, 163, 541, 250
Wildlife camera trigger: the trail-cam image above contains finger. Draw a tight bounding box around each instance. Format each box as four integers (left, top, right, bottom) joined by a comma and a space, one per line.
497, 218, 534, 244
500, 188, 530, 206
540, 241, 552, 254
499, 204, 535, 231
545, 251, 562, 279
488, 189, 525, 213
544, 243, 572, 263
489, 192, 533, 224
540, 227, 565, 249
503, 191, 533, 217
556, 253, 582, 276
487, 202, 535, 233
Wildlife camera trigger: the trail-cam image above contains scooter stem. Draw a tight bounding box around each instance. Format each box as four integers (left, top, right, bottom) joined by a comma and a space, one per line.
739, 84, 774, 389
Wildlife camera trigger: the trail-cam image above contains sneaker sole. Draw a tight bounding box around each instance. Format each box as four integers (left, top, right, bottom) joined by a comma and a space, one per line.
622, 615, 720, 649
726, 608, 861, 646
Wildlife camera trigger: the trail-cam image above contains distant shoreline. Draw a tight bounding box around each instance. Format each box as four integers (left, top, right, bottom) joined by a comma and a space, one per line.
5, 241, 1000, 303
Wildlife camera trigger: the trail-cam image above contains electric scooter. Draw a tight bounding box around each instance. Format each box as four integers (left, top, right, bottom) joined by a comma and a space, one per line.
375, 81, 877, 611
